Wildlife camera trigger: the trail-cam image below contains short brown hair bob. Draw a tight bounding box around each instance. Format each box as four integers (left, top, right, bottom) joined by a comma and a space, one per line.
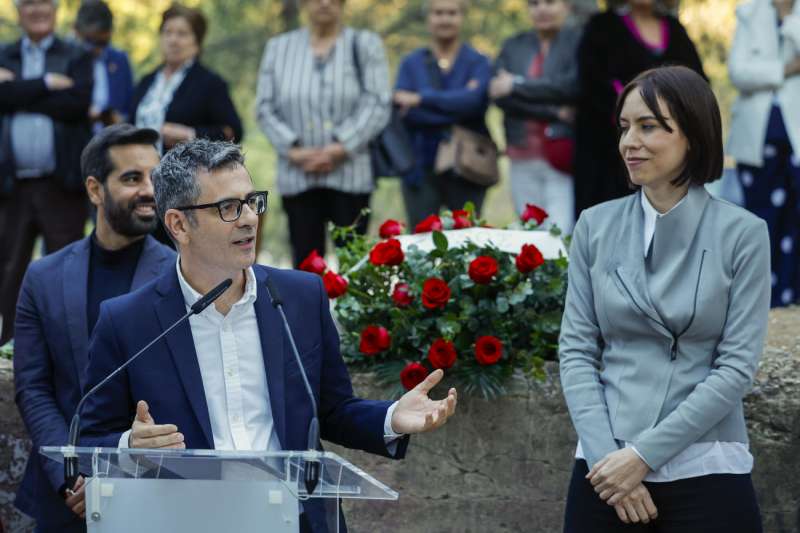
160, 3, 207, 47
615, 65, 723, 187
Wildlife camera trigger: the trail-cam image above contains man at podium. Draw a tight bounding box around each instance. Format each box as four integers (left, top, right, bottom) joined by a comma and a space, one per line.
79, 139, 458, 532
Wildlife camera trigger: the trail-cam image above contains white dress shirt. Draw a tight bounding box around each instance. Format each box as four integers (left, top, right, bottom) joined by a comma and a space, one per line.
121, 260, 401, 451
574, 192, 753, 482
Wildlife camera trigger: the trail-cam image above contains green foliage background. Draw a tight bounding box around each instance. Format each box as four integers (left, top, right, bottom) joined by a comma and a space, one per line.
0, 0, 739, 265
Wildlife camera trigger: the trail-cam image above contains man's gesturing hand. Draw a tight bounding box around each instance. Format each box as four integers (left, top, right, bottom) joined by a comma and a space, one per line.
129, 400, 185, 449
391, 369, 457, 434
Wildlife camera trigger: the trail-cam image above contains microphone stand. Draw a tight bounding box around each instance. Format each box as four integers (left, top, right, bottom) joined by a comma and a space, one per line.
264, 276, 321, 495
63, 278, 233, 491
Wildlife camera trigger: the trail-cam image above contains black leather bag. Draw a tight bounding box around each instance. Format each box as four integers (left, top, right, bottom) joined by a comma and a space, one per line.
351, 33, 414, 179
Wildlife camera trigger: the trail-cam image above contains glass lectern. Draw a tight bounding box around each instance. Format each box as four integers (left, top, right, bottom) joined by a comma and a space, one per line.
41, 447, 398, 533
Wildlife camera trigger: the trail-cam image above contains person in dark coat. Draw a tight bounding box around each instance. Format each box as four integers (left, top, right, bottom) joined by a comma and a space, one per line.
573, 0, 705, 218
131, 3, 242, 151
131, 3, 242, 247
0, 0, 94, 345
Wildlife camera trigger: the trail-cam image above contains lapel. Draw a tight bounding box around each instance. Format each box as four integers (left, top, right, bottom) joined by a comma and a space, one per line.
253, 267, 287, 450
63, 237, 91, 387
648, 185, 710, 268
613, 187, 711, 338
169, 61, 198, 107
153, 269, 214, 448
132, 236, 169, 291
612, 191, 672, 338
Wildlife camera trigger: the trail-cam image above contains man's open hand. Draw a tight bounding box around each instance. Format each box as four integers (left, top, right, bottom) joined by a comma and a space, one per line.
391, 369, 457, 434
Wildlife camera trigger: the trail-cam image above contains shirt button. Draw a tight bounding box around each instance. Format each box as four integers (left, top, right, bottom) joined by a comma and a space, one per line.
232, 415, 240, 423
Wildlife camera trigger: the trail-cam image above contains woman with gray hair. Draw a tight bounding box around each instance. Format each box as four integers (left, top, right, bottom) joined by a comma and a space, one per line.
255, 0, 390, 266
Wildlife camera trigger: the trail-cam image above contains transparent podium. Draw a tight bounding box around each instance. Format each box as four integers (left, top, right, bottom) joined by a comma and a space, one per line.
41, 447, 398, 533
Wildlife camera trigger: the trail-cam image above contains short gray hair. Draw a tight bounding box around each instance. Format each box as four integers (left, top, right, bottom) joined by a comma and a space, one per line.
152, 139, 245, 225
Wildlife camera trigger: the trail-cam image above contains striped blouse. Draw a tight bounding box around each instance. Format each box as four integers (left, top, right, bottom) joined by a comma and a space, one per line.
255, 27, 391, 196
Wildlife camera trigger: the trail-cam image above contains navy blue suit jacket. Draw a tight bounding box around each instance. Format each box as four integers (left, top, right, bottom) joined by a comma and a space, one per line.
13, 235, 175, 531
101, 46, 134, 119
79, 265, 408, 532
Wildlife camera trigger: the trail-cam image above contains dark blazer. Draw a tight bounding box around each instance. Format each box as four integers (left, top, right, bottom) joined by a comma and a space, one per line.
0, 36, 93, 195
494, 26, 582, 147
101, 46, 134, 120
79, 264, 409, 533
131, 61, 243, 143
573, 11, 705, 216
13, 235, 174, 531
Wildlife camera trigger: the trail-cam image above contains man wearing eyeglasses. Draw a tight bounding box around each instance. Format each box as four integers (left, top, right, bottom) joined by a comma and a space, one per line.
12, 124, 175, 533
74, 0, 134, 132
0, 0, 94, 345
78, 139, 458, 533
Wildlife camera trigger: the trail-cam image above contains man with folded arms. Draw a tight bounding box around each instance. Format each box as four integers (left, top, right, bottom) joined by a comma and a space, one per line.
0, 0, 95, 344
13, 124, 175, 533
79, 139, 458, 533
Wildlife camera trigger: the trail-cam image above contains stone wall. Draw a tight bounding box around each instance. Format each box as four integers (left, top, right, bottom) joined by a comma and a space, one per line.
1, 308, 798, 532
330, 307, 800, 533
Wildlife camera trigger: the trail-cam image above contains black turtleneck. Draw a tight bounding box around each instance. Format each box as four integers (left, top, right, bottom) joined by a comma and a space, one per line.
86, 233, 146, 335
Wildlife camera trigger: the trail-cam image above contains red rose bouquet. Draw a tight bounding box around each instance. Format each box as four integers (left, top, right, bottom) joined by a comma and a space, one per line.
331, 203, 567, 398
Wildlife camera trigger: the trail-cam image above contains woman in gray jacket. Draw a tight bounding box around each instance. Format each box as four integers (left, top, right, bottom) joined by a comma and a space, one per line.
559, 66, 768, 532
490, 0, 581, 233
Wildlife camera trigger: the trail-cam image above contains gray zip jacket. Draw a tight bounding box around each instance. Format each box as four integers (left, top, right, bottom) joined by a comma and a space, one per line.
559, 186, 770, 471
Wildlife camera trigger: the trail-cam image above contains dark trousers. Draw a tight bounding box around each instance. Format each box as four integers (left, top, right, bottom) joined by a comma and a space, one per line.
0, 177, 87, 344
401, 171, 486, 228
563, 460, 763, 533
282, 188, 370, 268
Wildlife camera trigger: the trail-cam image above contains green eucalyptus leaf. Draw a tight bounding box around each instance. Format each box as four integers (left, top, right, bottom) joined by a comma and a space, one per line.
432, 230, 449, 252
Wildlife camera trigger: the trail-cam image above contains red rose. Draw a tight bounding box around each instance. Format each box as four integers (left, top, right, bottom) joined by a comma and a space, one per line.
414, 214, 443, 233
379, 219, 405, 239
452, 210, 472, 229
322, 271, 348, 299
299, 249, 327, 276
428, 338, 457, 369
359, 325, 391, 355
369, 238, 405, 266
421, 278, 451, 309
400, 362, 429, 390
474, 336, 503, 365
468, 256, 498, 284
515, 244, 545, 274
392, 282, 413, 307
521, 204, 548, 226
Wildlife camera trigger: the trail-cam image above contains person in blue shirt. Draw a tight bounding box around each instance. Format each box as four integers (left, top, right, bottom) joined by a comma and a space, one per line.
394, 0, 492, 227
74, 0, 134, 133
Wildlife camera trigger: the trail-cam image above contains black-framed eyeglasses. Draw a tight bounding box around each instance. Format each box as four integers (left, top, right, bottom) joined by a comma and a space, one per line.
176, 191, 268, 222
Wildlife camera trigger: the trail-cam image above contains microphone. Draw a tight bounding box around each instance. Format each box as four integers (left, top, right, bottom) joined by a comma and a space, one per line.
64, 278, 233, 490
264, 276, 321, 495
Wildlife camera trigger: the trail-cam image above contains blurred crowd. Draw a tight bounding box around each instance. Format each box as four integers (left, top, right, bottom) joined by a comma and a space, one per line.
1, 0, 799, 346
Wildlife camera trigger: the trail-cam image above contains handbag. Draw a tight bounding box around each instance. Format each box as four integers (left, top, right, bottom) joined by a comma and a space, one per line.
435, 126, 500, 186
423, 50, 499, 187
351, 32, 414, 179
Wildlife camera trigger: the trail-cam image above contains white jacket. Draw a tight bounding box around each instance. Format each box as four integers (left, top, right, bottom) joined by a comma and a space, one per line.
727, 0, 800, 167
